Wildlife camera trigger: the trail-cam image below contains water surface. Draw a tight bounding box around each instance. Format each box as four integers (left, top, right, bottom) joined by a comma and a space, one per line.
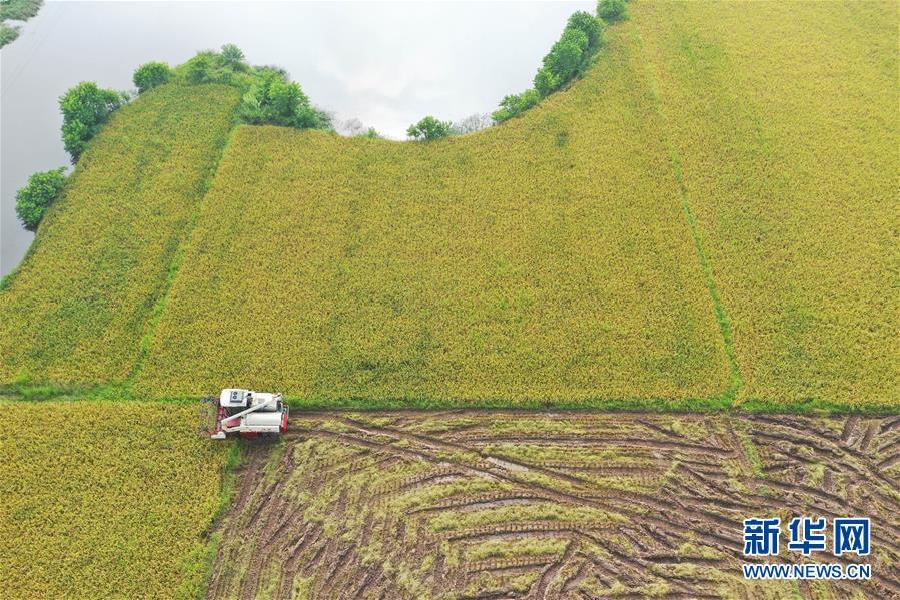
0, 0, 591, 275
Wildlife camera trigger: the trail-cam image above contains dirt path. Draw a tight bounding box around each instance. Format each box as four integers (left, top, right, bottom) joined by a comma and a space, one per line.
206, 413, 900, 599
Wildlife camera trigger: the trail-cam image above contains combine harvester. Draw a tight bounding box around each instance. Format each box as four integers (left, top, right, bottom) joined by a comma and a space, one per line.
200, 388, 289, 439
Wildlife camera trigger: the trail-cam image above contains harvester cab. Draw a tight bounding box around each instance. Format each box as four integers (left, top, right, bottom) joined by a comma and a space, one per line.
200, 388, 289, 440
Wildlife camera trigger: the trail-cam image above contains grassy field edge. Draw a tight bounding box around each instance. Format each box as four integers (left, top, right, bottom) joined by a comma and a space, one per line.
175, 441, 242, 599
1, 384, 897, 415
634, 26, 744, 407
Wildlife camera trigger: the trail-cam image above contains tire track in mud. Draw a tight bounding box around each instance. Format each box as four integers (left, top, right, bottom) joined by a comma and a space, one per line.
205, 413, 900, 599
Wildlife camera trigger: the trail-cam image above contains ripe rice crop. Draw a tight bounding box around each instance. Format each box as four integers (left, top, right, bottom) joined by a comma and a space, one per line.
0, 83, 239, 385
1, 1, 895, 411
632, 1, 898, 408
135, 32, 732, 405
0, 401, 232, 598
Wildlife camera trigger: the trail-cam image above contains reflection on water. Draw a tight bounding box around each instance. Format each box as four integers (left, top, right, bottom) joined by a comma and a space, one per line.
0, 1, 592, 276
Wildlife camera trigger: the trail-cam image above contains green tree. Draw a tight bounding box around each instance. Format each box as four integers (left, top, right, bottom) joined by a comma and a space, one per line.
236, 68, 330, 131
406, 116, 453, 141
15, 167, 67, 231
534, 27, 589, 97
492, 89, 541, 123
219, 43, 247, 70
293, 105, 332, 130
491, 10, 605, 122
533, 68, 561, 99
133, 61, 170, 93
59, 82, 126, 160
268, 79, 306, 123
597, 0, 627, 23
567, 11, 605, 50
184, 52, 216, 84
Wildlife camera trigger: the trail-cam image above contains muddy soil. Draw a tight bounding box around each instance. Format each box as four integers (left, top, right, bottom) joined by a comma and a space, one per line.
205, 412, 899, 599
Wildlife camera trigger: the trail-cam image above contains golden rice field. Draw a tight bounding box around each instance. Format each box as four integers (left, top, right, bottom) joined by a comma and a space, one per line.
134, 29, 731, 405
0, 83, 239, 385
0, 401, 232, 599
1, 1, 896, 411
631, 0, 898, 409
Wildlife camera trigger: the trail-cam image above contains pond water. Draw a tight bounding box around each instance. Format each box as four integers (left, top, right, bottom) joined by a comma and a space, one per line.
0, 0, 592, 276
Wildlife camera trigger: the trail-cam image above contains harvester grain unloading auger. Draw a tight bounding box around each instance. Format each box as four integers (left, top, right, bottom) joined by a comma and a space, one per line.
200, 389, 289, 439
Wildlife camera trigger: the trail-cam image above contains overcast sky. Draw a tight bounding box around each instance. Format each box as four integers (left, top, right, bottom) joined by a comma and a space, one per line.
1, 0, 594, 274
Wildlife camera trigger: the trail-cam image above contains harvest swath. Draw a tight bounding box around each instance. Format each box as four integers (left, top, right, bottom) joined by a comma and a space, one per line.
207, 412, 900, 599
0, 401, 232, 599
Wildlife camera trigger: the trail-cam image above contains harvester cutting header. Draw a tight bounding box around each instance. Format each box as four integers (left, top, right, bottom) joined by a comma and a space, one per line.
200, 389, 289, 439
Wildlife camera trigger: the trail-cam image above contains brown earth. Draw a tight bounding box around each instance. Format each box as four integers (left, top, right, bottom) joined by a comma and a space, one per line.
206, 413, 900, 599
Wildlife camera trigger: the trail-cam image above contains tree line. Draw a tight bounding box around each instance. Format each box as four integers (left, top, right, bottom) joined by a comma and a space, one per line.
16, 0, 629, 230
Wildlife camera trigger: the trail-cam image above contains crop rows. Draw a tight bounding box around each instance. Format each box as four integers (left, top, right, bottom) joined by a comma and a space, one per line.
632, 1, 898, 408
135, 29, 731, 405
0, 83, 239, 385
207, 412, 900, 599
1, 1, 896, 411
0, 401, 232, 598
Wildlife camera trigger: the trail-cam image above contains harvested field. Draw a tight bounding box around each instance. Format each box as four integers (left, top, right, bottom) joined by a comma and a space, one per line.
208, 413, 900, 599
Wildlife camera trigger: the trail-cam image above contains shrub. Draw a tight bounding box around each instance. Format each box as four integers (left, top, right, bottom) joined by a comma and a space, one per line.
184, 51, 217, 84
133, 61, 170, 93
59, 82, 126, 160
219, 43, 247, 70
406, 116, 452, 141
0, 0, 43, 21
567, 10, 605, 50
15, 167, 67, 231
237, 68, 331, 130
535, 27, 589, 96
597, 0, 627, 22
0, 23, 19, 48
492, 89, 541, 123
182, 45, 250, 87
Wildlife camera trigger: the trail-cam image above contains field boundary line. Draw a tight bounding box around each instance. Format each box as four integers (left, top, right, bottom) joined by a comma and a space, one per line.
124, 111, 243, 392
634, 29, 743, 403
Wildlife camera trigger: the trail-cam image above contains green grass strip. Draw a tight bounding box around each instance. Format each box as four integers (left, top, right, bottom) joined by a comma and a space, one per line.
2, 383, 898, 414
635, 28, 743, 404
175, 440, 242, 600
124, 119, 243, 391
